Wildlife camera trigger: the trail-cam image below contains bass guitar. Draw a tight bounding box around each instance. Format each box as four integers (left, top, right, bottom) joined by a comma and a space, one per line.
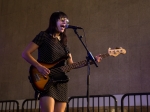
28, 47, 126, 93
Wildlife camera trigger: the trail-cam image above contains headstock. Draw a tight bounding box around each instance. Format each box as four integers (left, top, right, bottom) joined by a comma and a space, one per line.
108, 47, 126, 57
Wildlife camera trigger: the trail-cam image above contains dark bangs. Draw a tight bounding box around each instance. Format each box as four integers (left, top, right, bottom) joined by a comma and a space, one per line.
58, 11, 68, 19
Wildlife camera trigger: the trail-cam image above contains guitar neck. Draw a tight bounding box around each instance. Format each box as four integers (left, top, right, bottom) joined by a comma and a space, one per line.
60, 53, 110, 72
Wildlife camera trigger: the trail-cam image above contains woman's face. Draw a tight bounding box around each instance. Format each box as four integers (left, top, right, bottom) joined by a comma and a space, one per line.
56, 18, 69, 33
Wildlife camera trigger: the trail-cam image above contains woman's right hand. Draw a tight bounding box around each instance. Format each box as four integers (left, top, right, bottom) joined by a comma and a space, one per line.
37, 65, 50, 78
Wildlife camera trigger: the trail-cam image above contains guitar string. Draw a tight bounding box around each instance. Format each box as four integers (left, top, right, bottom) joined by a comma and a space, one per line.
50, 53, 109, 73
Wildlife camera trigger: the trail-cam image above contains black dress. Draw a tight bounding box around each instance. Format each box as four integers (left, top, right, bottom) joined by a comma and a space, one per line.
32, 31, 70, 102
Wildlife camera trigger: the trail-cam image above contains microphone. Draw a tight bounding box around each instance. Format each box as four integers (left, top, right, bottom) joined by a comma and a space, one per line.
65, 24, 83, 29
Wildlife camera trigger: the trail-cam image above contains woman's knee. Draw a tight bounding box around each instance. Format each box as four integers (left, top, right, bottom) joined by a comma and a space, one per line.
54, 102, 67, 112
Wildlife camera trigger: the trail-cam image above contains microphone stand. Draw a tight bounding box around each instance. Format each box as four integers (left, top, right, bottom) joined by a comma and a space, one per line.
73, 29, 98, 112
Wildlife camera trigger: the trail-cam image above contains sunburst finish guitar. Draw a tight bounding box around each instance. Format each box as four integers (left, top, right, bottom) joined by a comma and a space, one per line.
29, 47, 126, 93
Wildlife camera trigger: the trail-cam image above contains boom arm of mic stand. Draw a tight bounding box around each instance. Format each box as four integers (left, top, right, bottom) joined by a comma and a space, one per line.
73, 29, 98, 67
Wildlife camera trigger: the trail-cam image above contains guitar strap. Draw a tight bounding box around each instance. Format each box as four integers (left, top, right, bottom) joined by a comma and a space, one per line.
28, 76, 40, 111
34, 92, 40, 112
63, 45, 70, 59
34, 91, 40, 99
59, 38, 70, 59
28, 75, 41, 99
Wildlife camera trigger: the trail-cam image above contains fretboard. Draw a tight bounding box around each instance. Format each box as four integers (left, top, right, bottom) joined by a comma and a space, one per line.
60, 53, 110, 72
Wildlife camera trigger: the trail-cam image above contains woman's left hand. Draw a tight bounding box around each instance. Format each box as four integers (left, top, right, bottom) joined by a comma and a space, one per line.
95, 54, 102, 63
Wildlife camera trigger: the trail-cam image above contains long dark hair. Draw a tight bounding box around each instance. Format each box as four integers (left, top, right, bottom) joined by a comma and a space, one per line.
45, 11, 68, 46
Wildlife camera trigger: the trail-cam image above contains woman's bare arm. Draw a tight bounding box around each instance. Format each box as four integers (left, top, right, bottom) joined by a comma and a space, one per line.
22, 42, 50, 76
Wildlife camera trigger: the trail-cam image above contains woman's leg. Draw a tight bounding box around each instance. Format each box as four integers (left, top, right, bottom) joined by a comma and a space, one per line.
40, 96, 55, 112
54, 101, 67, 112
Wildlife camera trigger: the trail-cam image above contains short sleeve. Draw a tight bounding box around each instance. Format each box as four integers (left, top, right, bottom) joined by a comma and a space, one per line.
32, 31, 45, 46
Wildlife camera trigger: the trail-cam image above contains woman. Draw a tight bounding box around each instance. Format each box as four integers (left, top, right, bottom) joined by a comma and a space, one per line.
22, 11, 101, 112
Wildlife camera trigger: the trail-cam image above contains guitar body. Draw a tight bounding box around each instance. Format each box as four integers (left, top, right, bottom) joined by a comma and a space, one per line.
29, 61, 69, 93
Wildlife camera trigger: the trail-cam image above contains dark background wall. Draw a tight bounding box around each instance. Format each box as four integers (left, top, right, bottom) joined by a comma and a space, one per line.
0, 0, 150, 100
